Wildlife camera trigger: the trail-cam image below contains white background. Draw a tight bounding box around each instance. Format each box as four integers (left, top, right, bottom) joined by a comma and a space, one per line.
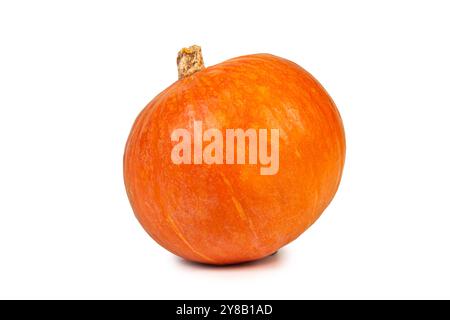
1, 1, 449, 299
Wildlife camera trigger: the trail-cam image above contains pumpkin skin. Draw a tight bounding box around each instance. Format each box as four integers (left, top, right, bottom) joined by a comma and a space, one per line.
124, 52, 345, 265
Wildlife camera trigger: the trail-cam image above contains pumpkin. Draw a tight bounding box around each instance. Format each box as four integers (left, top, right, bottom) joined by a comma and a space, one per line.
124, 45, 345, 265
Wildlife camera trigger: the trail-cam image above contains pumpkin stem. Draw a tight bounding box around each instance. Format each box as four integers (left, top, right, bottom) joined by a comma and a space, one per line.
177, 45, 205, 79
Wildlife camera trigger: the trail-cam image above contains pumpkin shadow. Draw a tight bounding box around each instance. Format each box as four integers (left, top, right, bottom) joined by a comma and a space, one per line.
177, 250, 284, 271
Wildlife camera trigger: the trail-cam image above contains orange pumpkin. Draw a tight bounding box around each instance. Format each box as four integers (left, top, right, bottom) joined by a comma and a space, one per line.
124, 46, 345, 265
